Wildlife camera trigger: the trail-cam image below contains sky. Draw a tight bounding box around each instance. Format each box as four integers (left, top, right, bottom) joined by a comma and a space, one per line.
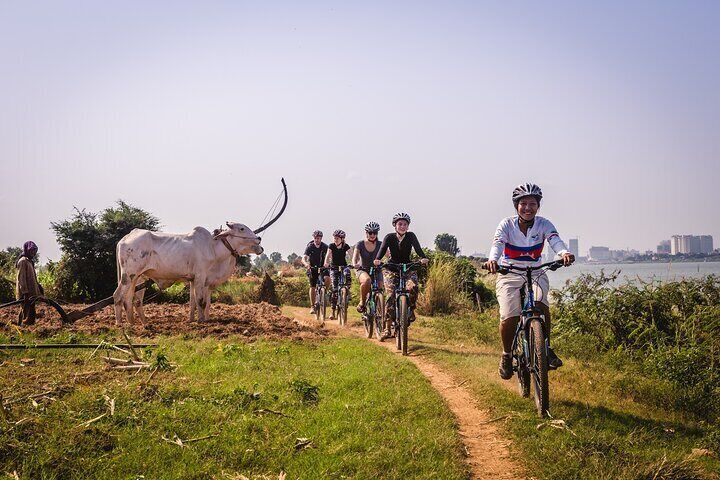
1, 0, 719, 262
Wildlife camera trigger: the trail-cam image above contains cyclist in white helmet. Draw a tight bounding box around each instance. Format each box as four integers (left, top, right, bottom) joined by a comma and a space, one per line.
484, 183, 575, 380
374, 212, 429, 339
352, 221, 383, 313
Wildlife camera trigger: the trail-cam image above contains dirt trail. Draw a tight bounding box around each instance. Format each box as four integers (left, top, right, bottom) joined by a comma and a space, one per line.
287, 307, 525, 480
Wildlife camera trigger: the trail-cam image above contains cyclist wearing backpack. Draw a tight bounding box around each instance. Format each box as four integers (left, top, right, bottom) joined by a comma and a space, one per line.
373, 212, 429, 339
484, 183, 574, 380
302, 230, 330, 315
352, 221, 383, 313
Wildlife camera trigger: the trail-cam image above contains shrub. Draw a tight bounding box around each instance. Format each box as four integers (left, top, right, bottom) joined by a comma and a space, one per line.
277, 275, 310, 307
50, 202, 160, 301
417, 258, 472, 315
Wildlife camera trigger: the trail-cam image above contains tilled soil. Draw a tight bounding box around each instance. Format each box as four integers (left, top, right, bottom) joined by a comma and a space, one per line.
0, 302, 325, 340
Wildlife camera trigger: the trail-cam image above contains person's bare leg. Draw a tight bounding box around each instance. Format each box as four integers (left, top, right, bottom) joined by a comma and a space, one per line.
500, 316, 520, 353
359, 275, 370, 309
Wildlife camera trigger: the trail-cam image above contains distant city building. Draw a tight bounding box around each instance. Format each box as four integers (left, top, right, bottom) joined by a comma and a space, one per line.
700, 235, 714, 254
657, 240, 671, 254
588, 246, 611, 261
569, 238, 579, 258
670, 235, 714, 254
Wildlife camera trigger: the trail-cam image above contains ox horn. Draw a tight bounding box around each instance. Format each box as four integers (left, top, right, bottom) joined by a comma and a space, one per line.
254, 178, 288, 234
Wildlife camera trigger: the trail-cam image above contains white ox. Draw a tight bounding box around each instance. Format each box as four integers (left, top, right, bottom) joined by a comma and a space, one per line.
113, 222, 263, 324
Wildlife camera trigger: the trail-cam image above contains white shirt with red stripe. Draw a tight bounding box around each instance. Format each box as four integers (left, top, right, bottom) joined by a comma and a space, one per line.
488, 216, 569, 267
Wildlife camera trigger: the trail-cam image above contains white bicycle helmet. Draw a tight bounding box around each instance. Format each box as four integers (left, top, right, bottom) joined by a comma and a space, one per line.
392, 212, 411, 225
333, 229, 346, 238
512, 183, 543, 206
312, 230, 323, 237
364, 221, 380, 233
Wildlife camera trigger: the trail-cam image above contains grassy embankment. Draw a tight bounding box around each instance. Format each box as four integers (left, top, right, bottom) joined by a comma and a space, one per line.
0, 332, 467, 479
393, 273, 720, 480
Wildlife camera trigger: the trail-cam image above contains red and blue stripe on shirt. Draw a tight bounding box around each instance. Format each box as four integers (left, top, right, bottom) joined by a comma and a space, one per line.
503, 242, 544, 262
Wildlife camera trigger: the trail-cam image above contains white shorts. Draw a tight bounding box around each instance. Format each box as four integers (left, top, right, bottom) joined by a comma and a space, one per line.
496, 271, 550, 320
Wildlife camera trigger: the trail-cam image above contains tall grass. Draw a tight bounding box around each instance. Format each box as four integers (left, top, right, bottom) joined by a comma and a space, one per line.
417, 259, 471, 315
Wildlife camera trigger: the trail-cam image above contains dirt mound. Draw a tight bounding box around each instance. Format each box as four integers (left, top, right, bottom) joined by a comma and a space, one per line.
0, 302, 325, 340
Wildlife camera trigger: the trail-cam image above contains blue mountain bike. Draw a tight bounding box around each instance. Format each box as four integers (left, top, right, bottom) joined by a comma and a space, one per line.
380, 261, 423, 356
362, 267, 385, 340
488, 259, 568, 417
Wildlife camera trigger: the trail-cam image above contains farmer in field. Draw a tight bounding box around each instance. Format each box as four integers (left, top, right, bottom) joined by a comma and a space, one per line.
303, 230, 330, 315
15, 240, 43, 325
484, 183, 575, 380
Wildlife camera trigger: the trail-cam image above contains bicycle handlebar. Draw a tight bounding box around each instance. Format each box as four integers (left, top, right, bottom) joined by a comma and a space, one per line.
481, 259, 567, 274
377, 261, 425, 270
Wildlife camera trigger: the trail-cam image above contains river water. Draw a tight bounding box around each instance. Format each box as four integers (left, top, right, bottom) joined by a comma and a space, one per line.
545, 261, 720, 286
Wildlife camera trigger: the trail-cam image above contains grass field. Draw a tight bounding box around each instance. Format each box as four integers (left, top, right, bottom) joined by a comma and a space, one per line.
0, 336, 468, 479
407, 310, 720, 480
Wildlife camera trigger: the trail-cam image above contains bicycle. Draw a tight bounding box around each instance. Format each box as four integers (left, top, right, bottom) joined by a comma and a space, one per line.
483, 259, 568, 417
361, 266, 385, 339
328, 265, 354, 326
380, 261, 424, 356
309, 267, 329, 324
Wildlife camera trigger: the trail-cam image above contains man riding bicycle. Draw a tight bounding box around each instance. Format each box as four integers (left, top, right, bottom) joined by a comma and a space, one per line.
373, 213, 429, 340
484, 183, 575, 380
324, 230, 351, 319
352, 221, 383, 313
302, 230, 330, 315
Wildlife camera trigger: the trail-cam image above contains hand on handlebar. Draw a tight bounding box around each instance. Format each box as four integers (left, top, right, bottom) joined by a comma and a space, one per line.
483, 260, 499, 274
420, 258, 429, 266
561, 253, 575, 266
373, 259, 381, 267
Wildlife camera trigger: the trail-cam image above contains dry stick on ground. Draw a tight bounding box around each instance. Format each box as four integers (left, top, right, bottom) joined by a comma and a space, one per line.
122, 330, 141, 362
443, 379, 469, 390
75, 413, 107, 429
162, 433, 219, 447
254, 408, 293, 418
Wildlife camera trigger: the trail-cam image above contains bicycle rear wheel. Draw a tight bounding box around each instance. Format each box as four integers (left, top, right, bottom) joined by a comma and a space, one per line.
529, 318, 549, 417
373, 293, 385, 341
398, 296, 409, 355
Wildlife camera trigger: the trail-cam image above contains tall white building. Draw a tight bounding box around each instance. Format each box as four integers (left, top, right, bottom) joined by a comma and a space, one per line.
670, 235, 714, 254
569, 238, 579, 258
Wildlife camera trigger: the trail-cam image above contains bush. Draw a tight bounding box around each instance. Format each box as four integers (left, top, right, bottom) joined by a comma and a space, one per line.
277, 275, 310, 307
553, 273, 720, 421
50, 202, 160, 301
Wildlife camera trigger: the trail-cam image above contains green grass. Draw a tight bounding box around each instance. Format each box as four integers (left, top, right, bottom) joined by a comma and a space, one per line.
0, 337, 468, 479
408, 311, 720, 480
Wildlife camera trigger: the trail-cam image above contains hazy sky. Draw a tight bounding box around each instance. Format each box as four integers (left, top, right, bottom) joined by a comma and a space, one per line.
1, 1, 719, 262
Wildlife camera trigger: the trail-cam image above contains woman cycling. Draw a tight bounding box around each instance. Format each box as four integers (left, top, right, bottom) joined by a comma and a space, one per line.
373, 213, 429, 339
324, 229, 351, 319
352, 221, 383, 313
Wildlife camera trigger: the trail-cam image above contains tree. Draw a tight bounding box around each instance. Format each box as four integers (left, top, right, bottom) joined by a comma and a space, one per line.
51, 201, 160, 301
435, 233, 460, 256
287, 253, 299, 264
269, 251, 283, 264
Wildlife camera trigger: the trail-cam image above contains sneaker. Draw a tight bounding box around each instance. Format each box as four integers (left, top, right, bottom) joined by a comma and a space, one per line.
356, 303, 366, 313
380, 329, 393, 341
547, 347, 563, 370
499, 354, 513, 380
309, 306, 317, 315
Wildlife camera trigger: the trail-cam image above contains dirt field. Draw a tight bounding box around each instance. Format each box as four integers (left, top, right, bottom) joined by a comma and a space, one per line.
0, 302, 325, 340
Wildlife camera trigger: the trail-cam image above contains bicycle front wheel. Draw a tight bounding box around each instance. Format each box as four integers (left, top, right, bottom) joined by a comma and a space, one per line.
373, 293, 385, 341
517, 331, 531, 398
338, 288, 348, 326
398, 295, 409, 356
529, 318, 549, 417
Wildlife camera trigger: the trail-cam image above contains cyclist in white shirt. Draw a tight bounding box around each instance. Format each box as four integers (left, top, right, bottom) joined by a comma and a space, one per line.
484, 183, 575, 380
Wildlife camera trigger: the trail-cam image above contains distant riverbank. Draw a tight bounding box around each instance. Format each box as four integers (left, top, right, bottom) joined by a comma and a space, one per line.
547, 261, 720, 285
